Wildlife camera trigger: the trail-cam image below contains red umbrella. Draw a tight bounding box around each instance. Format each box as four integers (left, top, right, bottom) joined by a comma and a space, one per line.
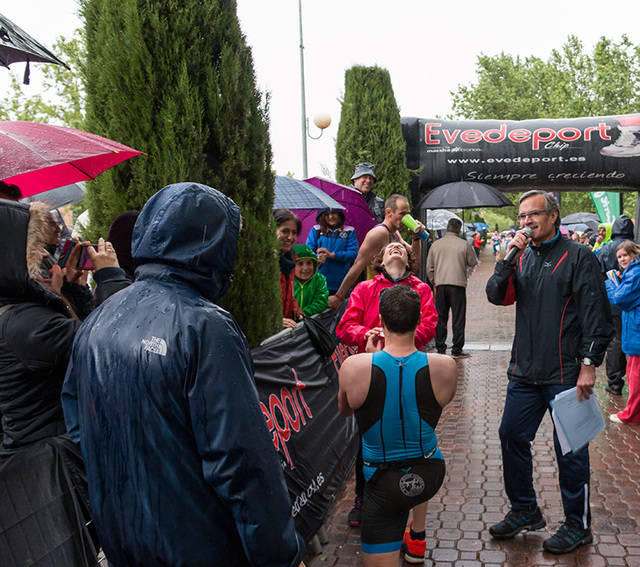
0, 121, 142, 198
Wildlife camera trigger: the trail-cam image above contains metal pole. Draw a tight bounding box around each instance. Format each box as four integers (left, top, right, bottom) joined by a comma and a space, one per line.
298, 0, 308, 178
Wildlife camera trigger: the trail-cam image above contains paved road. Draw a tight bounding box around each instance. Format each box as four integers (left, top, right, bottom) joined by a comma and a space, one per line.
308, 246, 640, 567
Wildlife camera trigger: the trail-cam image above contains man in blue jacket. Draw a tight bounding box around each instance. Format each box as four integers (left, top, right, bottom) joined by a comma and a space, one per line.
62, 183, 305, 567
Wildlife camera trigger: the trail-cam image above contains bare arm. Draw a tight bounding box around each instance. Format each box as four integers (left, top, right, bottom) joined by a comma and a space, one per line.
337, 356, 355, 417
329, 227, 388, 309
427, 354, 458, 408
398, 231, 422, 272
338, 353, 372, 416
337, 387, 352, 417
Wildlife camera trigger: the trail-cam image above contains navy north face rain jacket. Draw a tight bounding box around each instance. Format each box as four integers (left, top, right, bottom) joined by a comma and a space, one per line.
62, 183, 305, 567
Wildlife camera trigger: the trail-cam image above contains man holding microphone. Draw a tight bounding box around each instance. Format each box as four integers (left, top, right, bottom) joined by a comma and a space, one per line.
485, 190, 613, 554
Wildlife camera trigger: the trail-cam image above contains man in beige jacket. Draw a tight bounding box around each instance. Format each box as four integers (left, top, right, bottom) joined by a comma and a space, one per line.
426, 218, 478, 357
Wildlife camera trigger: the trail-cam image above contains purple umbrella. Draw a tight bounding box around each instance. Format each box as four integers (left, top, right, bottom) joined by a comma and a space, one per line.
299, 177, 377, 245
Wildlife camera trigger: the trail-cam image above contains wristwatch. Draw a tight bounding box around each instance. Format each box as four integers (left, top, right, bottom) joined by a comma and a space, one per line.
581, 357, 593, 366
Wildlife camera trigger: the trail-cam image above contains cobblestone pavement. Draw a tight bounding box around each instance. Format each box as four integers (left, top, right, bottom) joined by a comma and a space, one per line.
307, 246, 640, 567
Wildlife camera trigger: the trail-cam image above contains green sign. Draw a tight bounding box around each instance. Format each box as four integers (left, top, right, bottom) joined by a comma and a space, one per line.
590, 191, 621, 223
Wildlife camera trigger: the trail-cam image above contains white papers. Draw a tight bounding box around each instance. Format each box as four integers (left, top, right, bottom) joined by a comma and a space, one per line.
550, 387, 605, 455
606, 269, 620, 286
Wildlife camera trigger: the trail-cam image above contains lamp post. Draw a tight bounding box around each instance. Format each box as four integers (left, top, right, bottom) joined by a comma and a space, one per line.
298, 0, 330, 178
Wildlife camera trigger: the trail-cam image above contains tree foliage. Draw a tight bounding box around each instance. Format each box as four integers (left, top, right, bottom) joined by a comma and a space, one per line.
335, 65, 410, 202
83, 0, 280, 345
450, 35, 640, 222
0, 32, 86, 128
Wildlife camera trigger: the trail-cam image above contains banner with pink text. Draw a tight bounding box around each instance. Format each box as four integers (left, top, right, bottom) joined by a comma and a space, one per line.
251, 310, 358, 542
402, 113, 640, 204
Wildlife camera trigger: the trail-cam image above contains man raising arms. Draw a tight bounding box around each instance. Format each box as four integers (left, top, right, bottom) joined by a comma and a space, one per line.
328, 194, 424, 310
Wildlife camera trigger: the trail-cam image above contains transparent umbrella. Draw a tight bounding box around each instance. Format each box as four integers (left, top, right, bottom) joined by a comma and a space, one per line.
425, 209, 462, 230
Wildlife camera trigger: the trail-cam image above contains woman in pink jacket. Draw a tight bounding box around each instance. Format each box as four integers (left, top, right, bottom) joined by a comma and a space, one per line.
335, 241, 438, 532
336, 241, 437, 353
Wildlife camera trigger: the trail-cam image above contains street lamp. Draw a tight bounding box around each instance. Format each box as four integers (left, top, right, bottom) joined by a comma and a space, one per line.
298, 0, 330, 178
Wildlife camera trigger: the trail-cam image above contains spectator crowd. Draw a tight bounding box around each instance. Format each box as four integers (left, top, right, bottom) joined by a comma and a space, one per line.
0, 168, 637, 566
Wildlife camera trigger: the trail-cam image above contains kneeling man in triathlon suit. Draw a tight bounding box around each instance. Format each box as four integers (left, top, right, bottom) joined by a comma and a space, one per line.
338, 285, 457, 566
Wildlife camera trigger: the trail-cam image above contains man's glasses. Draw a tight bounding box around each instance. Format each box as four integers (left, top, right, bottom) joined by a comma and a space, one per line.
516, 210, 547, 222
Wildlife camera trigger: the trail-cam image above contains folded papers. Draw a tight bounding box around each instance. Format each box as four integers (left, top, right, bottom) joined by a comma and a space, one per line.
550, 387, 605, 455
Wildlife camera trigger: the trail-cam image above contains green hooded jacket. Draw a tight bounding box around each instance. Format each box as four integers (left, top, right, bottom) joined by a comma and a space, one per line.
593, 222, 612, 251
292, 244, 329, 316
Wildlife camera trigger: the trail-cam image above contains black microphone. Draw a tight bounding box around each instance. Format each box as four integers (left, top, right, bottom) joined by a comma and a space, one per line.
504, 227, 533, 264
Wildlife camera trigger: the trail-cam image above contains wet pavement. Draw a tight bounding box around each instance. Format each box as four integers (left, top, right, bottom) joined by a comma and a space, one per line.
307, 246, 640, 567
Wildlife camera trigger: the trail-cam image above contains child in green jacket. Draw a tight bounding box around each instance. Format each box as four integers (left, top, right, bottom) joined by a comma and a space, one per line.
292, 244, 329, 316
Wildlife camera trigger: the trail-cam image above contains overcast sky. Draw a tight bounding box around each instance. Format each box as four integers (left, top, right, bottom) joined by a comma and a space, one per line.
2, 0, 640, 180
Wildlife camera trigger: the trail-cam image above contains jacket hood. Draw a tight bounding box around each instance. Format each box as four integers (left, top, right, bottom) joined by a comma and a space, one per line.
131, 182, 241, 302
315, 207, 345, 224
598, 223, 613, 242
0, 199, 65, 310
292, 244, 317, 271
623, 256, 640, 274
611, 215, 635, 240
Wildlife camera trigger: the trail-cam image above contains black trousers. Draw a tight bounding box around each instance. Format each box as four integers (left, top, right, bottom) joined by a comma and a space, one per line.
435, 285, 467, 353
606, 311, 626, 391
499, 382, 591, 528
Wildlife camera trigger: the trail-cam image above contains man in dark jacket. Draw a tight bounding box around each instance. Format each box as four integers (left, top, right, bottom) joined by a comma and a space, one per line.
597, 214, 636, 395
62, 183, 305, 567
350, 162, 385, 222
486, 190, 613, 555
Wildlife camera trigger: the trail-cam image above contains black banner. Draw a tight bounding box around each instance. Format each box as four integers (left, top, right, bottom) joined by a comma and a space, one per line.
251, 310, 358, 543
402, 113, 640, 206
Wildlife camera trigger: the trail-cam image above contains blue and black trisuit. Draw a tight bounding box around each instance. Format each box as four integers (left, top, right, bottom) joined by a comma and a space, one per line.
355, 350, 446, 554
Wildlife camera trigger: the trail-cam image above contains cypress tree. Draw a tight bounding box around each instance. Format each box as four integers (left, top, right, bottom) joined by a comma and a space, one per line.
82, 0, 280, 345
335, 65, 410, 202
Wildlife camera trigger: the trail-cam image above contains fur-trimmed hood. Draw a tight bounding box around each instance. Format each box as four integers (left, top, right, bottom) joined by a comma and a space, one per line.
0, 199, 65, 310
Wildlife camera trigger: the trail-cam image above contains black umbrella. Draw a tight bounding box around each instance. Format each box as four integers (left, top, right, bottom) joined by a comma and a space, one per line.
418, 181, 513, 210
0, 12, 68, 84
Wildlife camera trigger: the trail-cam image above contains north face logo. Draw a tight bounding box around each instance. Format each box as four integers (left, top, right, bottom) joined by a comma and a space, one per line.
141, 336, 167, 356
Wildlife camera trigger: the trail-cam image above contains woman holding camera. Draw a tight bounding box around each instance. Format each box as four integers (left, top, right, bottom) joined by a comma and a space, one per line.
0, 199, 127, 564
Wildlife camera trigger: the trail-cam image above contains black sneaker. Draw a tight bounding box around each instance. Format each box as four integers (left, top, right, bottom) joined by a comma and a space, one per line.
543, 519, 593, 554
347, 496, 362, 527
489, 507, 546, 539
605, 385, 623, 395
